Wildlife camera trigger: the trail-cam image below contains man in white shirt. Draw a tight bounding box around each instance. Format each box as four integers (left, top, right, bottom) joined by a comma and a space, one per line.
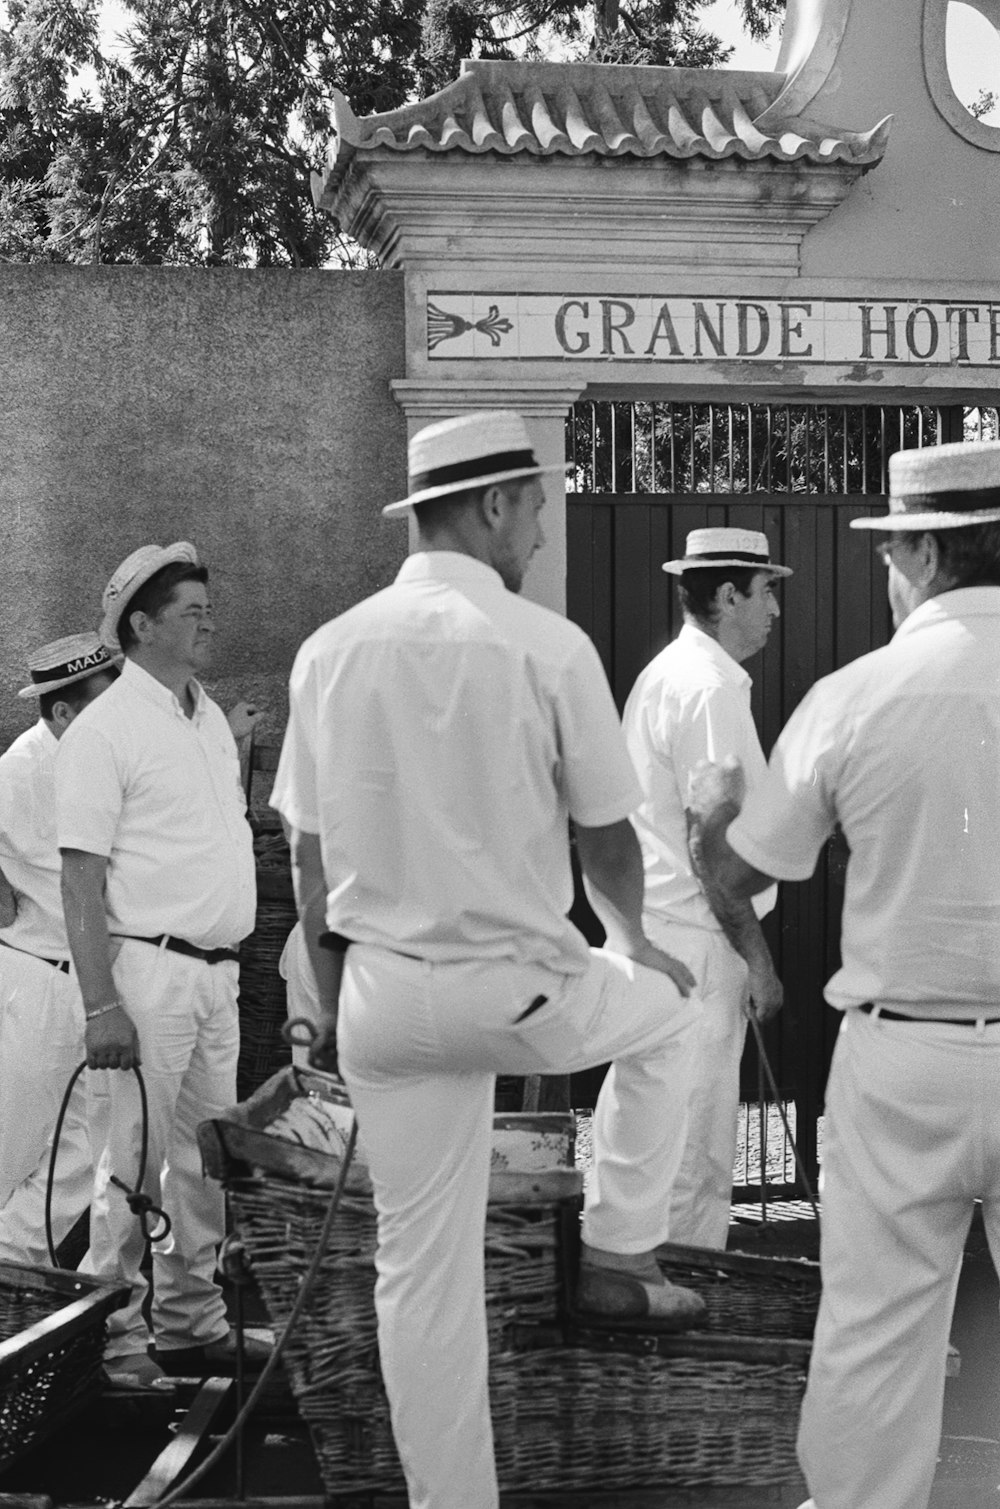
621, 528, 786, 1248
0, 634, 119, 1266
55, 543, 257, 1388
689, 439, 1000, 1509
271, 410, 707, 1509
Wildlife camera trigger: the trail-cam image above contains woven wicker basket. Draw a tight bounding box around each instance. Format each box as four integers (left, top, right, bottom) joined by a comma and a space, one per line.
224, 1172, 809, 1495
204, 1070, 812, 1495
237, 832, 297, 1100
0, 1262, 128, 1471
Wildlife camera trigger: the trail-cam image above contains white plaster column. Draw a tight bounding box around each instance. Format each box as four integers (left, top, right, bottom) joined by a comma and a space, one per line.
390, 379, 584, 615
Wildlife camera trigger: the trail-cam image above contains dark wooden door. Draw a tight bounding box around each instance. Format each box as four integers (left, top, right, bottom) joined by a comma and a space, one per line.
566, 490, 897, 1187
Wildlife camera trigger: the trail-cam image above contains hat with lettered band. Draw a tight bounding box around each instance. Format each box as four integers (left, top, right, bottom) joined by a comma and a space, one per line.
383, 410, 568, 517
661, 527, 792, 577
99, 541, 200, 651
851, 439, 1000, 531
18, 632, 122, 700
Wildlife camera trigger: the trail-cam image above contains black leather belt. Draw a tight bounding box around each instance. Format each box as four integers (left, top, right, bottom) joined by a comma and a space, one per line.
0, 938, 70, 973
859, 1002, 1000, 1028
118, 935, 240, 966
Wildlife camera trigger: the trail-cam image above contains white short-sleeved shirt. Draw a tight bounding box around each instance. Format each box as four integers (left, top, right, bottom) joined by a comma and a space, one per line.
622, 622, 776, 932
55, 659, 256, 950
270, 551, 642, 975
728, 587, 1000, 1013
0, 720, 70, 960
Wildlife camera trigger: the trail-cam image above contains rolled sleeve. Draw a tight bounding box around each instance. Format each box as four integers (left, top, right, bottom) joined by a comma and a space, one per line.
557, 638, 642, 827
271, 646, 321, 836
728, 687, 840, 882
55, 722, 124, 858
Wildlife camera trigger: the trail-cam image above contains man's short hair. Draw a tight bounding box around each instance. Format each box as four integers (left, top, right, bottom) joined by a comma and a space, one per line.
39, 665, 120, 721
412, 476, 529, 532
677, 566, 759, 624
931, 521, 1000, 589
118, 562, 209, 652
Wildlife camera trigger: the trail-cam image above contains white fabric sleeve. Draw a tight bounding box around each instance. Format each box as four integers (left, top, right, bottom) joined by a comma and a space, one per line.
270, 645, 321, 836
668, 684, 749, 806
557, 637, 643, 827
728, 683, 841, 882
54, 721, 125, 858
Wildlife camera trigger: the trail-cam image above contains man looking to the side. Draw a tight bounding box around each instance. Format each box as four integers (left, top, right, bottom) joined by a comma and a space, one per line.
271, 410, 708, 1509
0, 634, 118, 1266
689, 439, 1000, 1509
621, 528, 786, 1248
55, 543, 259, 1387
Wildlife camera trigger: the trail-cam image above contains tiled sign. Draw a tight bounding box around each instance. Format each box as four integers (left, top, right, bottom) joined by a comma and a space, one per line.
427, 294, 1000, 366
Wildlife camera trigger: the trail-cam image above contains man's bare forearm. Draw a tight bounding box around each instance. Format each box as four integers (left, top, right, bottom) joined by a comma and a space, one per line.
574, 818, 647, 954
290, 830, 343, 1022
60, 849, 117, 1010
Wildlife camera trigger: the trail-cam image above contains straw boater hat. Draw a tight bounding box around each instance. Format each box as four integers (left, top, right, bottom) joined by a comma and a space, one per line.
382, 410, 568, 518
662, 528, 792, 578
99, 541, 200, 651
18, 633, 121, 700
850, 440, 1000, 531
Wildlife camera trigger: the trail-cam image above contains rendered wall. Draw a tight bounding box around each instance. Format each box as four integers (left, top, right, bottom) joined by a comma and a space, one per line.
0, 266, 407, 749
786, 0, 1000, 281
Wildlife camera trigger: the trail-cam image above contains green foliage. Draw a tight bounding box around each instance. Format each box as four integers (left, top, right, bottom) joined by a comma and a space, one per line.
0, 0, 787, 266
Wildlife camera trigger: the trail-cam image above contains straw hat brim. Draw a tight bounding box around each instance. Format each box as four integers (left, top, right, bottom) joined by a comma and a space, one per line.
662, 558, 793, 577
382, 461, 570, 517
18, 653, 123, 700
851, 507, 1000, 531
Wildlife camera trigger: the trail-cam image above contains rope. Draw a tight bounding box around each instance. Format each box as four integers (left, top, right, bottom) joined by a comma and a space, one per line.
45, 1062, 171, 1268
746, 1011, 820, 1223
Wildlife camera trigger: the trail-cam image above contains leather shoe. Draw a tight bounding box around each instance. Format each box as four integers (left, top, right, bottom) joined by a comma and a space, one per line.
574, 1266, 707, 1332
105, 1350, 169, 1390
156, 1327, 274, 1377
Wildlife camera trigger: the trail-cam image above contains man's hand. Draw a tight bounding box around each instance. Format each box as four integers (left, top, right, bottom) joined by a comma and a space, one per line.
625, 938, 697, 998
307, 1016, 340, 1077
746, 959, 783, 1023
227, 701, 264, 742
85, 1004, 141, 1071
687, 756, 746, 822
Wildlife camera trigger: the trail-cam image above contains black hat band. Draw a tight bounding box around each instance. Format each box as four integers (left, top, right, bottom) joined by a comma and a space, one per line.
683, 550, 772, 564
895, 485, 1000, 512
410, 448, 538, 494
30, 645, 113, 685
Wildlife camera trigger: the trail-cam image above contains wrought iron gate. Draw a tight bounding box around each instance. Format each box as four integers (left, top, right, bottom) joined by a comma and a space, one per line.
564, 399, 998, 1195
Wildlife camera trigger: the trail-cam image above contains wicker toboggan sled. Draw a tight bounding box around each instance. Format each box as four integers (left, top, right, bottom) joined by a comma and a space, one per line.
199, 1066, 818, 1496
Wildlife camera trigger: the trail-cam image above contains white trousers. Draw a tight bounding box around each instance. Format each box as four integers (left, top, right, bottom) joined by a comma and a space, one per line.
798, 1009, 1000, 1509
0, 948, 95, 1265
337, 943, 701, 1509
646, 918, 750, 1250
81, 940, 238, 1357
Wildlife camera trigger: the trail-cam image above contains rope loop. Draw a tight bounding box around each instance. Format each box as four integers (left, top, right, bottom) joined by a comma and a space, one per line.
46, 1061, 170, 1263
108, 1176, 172, 1243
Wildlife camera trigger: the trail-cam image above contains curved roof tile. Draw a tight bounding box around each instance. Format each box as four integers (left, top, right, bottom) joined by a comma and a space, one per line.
328, 59, 891, 179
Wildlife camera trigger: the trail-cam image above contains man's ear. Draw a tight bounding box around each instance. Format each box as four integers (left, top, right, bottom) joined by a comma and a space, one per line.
714, 580, 738, 617
913, 532, 941, 588
478, 483, 506, 531
48, 698, 73, 732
